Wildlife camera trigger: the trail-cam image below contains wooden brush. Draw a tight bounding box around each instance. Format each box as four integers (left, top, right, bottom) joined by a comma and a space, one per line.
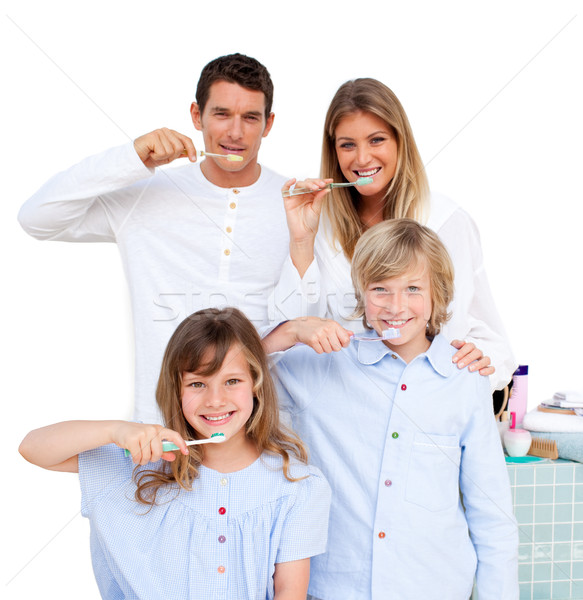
528, 438, 559, 459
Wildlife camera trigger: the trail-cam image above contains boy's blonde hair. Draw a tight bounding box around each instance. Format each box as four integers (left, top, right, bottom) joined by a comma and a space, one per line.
351, 219, 454, 337
135, 307, 307, 505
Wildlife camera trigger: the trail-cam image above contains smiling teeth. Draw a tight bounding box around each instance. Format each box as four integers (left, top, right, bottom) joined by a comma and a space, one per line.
204, 412, 232, 421
356, 168, 380, 177
386, 320, 406, 326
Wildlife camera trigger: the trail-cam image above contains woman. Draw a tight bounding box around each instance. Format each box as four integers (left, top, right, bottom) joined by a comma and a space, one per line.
271, 78, 515, 390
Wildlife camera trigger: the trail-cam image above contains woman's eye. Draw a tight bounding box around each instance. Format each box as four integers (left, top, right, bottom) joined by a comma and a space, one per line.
371, 137, 386, 144
338, 142, 355, 150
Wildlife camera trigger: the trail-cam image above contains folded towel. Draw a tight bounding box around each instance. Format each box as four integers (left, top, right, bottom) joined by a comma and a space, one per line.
522, 408, 583, 433
552, 390, 583, 407
531, 432, 583, 463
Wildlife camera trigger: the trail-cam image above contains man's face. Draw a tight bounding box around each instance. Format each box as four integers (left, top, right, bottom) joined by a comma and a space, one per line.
191, 80, 274, 187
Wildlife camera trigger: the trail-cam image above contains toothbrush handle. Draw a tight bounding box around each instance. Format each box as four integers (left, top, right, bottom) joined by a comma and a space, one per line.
124, 441, 181, 456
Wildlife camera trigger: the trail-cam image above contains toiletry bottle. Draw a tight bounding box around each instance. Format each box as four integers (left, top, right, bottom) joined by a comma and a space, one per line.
508, 364, 528, 425
503, 412, 532, 457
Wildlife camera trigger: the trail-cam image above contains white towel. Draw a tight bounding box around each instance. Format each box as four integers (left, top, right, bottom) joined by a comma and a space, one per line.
552, 390, 583, 407
522, 408, 583, 433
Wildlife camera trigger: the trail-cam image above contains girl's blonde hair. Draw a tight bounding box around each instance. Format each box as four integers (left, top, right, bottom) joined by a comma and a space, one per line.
321, 78, 430, 259
135, 307, 307, 505
351, 219, 454, 337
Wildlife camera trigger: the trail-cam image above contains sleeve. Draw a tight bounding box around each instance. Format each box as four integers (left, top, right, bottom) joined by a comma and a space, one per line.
270, 347, 332, 416
275, 465, 332, 563
437, 208, 517, 390
78, 444, 134, 518
268, 254, 327, 325
17, 142, 154, 242
459, 375, 519, 599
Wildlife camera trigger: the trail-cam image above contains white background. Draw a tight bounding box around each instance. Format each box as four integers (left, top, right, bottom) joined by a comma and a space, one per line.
2, 0, 581, 597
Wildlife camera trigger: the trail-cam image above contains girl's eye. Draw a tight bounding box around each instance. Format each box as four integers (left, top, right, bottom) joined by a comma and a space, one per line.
189, 381, 205, 388
226, 378, 240, 386
408, 286, 420, 293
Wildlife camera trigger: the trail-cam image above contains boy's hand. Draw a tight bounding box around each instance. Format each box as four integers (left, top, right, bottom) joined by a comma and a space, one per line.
294, 317, 352, 354
134, 128, 197, 168
112, 422, 189, 465
451, 339, 494, 376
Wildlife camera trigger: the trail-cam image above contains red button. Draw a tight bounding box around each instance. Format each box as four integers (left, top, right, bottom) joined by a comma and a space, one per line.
401, 384, 407, 391
218, 507, 226, 515
378, 531, 386, 539
384, 479, 392, 487
218, 535, 226, 543
218, 566, 225, 574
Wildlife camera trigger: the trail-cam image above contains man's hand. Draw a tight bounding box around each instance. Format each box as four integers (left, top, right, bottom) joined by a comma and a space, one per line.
134, 128, 197, 168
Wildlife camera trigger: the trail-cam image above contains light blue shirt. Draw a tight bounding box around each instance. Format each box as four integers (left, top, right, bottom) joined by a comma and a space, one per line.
79, 446, 331, 599
273, 333, 518, 600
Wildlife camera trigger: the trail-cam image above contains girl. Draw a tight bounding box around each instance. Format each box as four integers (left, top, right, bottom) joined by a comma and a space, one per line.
264, 219, 518, 600
20, 307, 331, 600
271, 77, 515, 392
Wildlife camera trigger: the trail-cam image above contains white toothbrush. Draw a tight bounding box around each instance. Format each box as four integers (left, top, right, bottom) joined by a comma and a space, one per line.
352, 328, 401, 341
124, 432, 226, 456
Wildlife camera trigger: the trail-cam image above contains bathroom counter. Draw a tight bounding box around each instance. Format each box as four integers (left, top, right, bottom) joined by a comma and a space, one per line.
507, 458, 583, 599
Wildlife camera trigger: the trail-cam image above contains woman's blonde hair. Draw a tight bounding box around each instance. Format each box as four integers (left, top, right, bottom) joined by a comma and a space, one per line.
135, 307, 307, 505
321, 78, 430, 259
351, 219, 454, 337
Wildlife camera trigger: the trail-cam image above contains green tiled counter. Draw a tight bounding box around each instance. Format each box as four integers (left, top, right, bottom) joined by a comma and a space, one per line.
507, 458, 583, 599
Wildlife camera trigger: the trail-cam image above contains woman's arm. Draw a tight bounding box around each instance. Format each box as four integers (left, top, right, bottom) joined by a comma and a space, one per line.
19, 420, 188, 473
273, 558, 310, 600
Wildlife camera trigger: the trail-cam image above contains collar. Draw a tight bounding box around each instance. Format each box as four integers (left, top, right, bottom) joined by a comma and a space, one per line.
356, 331, 455, 378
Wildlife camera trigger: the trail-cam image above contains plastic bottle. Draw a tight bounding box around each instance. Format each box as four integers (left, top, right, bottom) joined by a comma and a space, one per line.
508, 364, 528, 425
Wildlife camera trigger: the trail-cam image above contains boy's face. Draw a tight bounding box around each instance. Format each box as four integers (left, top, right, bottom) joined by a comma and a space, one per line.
191, 80, 274, 188
364, 263, 432, 362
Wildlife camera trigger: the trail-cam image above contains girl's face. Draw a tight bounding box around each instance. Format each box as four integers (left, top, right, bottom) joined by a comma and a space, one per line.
334, 111, 398, 205
364, 263, 432, 362
181, 344, 255, 445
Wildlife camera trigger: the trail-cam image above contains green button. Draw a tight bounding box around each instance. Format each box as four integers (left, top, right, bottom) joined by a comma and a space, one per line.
392, 432, 399, 439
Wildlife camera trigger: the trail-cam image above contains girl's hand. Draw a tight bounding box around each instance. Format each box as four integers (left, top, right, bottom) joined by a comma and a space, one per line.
294, 317, 352, 354
451, 339, 495, 376
112, 422, 189, 465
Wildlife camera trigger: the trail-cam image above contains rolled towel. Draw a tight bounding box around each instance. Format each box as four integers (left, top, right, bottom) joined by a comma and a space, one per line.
522, 408, 583, 433
531, 432, 583, 463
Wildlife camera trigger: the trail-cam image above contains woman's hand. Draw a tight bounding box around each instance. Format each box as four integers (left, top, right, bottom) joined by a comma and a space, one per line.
282, 178, 331, 277
451, 339, 494, 376
112, 422, 189, 465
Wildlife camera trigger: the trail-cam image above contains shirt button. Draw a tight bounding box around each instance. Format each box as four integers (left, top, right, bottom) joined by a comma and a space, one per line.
226, 226, 232, 233
224, 249, 231, 256
378, 531, 386, 539
401, 384, 407, 391
392, 432, 399, 439
233, 189, 240, 194
220, 478, 228, 486
391, 354, 398, 359
218, 507, 226, 515
217, 566, 226, 573
384, 479, 392, 487
218, 535, 226, 543
229, 202, 236, 209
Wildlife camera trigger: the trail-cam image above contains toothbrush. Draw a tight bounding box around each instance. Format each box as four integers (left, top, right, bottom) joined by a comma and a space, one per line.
124, 432, 226, 457
180, 150, 243, 161
282, 177, 373, 197
200, 151, 243, 162
352, 328, 401, 341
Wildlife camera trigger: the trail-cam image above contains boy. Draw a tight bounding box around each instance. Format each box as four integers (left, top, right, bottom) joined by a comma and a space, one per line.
264, 218, 518, 600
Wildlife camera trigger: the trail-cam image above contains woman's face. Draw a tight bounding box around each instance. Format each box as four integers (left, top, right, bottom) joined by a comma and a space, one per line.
334, 111, 398, 204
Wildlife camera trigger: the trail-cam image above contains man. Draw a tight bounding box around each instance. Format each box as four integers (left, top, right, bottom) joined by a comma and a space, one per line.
18, 53, 289, 423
